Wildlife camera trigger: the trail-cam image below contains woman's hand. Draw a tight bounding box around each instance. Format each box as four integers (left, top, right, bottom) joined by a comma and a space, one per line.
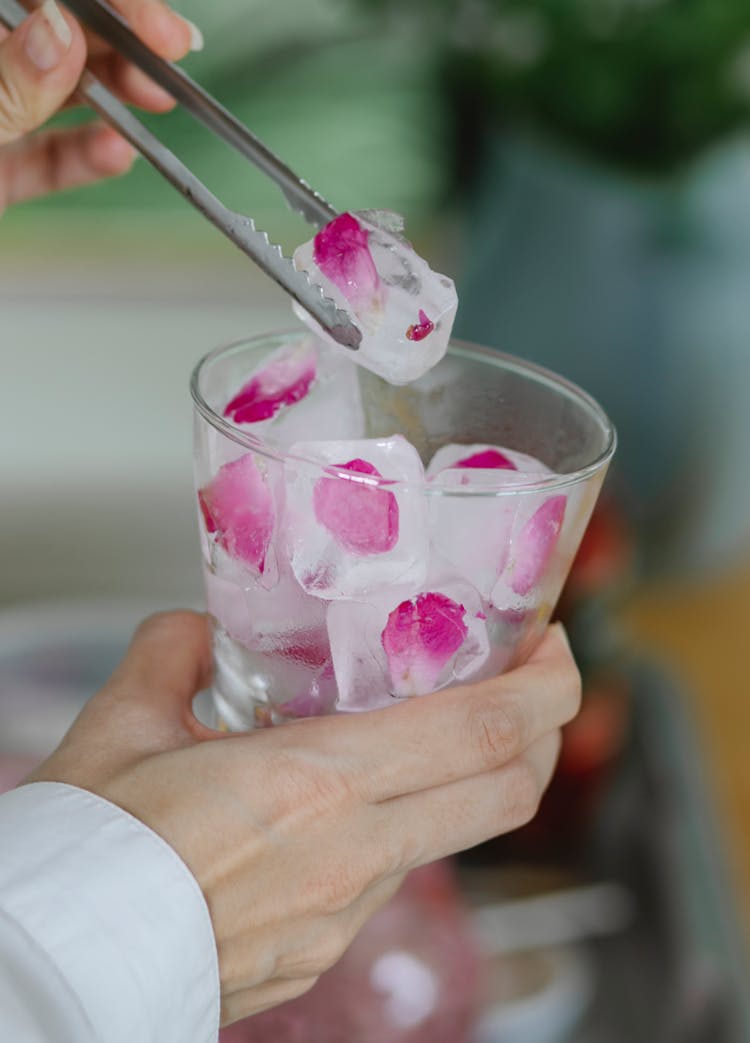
28, 611, 581, 1026
0, 0, 201, 214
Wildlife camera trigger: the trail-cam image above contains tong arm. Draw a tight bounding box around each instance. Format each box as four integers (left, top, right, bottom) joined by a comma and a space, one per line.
0, 0, 361, 349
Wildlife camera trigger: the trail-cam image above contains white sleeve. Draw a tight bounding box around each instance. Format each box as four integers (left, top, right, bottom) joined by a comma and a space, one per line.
0, 782, 220, 1043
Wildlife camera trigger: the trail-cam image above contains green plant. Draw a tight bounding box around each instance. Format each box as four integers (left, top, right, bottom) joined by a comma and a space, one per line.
354, 0, 750, 174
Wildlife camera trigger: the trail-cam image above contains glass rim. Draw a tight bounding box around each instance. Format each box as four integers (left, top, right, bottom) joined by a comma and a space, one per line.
190, 329, 617, 497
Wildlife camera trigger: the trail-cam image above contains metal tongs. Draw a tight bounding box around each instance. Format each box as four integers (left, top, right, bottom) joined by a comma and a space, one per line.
0, 0, 361, 349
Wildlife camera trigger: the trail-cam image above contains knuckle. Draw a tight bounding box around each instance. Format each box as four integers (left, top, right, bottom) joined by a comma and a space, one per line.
468, 697, 526, 768
306, 769, 354, 815
310, 861, 368, 915
269, 752, 353, 821
366, 806, 412, 874
0, 67, 49, 143
391, 830, 423, 874
293, 927, 349, 978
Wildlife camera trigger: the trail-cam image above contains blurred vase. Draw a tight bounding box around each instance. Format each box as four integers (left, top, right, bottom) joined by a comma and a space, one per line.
457, 131, 750, 573
220, 859, 482, 1043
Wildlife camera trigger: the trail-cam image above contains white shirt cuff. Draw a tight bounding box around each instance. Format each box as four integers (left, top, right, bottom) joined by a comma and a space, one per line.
0, 781, 220, 1043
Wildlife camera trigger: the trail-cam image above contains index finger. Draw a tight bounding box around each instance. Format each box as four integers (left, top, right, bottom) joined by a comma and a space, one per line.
84, 0, 198, 61
320, 623, 581, 802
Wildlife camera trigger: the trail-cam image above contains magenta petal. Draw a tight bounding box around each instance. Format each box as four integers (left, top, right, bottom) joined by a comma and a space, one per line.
313, 458, 399, 555
198, 491, 217, 534
510, 495, 567, 596
406, 308, 435, 342
313, 213, 381, 312
224, 346, 316, 424
455, 448, 518, 471
198, 454, 275, 573
382, 592, 468, 696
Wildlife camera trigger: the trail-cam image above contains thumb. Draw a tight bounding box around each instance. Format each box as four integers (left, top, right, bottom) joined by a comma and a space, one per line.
106, 611, 214, 720
0, 0, 86, 146
27, 613, 216, 788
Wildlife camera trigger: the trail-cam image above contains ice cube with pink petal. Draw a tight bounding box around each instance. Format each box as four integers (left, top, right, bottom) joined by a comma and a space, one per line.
493, 493, 568, 603
284, 435, 429, 599
222, 335, 364, 447
200, 461, 336, 721
197, 451, 278, 586
426, 442, 551, 480
292, 210, 458, 386
327, 568, 489, 711
223, 339, 317, 425
426, 443, 553, 598
488, 493, 568, 625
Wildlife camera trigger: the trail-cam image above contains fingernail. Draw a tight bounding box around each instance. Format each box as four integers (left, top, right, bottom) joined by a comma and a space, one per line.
184, 17, 204, 52
25, 0, 72, 72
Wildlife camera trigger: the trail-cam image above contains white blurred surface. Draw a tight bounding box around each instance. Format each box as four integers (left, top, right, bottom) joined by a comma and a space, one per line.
0, 247, 290, 606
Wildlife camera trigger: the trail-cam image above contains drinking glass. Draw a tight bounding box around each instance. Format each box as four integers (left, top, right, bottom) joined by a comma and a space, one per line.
191, 330, 615, 730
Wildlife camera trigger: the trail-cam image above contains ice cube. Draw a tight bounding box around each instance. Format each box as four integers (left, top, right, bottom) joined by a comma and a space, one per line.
212, 622, 271, 708
496, 494, 568, 599
328, 567, 489, 711
223, 338, 317, 424
284, 435, 429, 599
206, 552, 336, 725
426, 443, 551, 479
204, 553, 327, 654
381, 587, 487, 697
222, 335, 365, 448
326, 598, 393, 712
276, 660, 338, 719
211, 621, 336, 727
197, 451, 277, 583
292, 210, 458, 386
481, 604, 541, 677
426, 443, 552, 598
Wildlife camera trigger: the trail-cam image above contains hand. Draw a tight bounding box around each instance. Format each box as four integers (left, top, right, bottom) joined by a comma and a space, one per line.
0, 0, 201, 215
28, 611, 580, 1026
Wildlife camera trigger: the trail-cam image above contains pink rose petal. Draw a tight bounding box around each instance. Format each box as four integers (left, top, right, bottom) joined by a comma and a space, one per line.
198, 454, 274, 573
198, 493, 218, 534
455, 448, 517, 471
223, 345, 316, 424
313, 212, 382, 314
313, 458, 399, 555
406, 308, 435, 342
382, 592, 468, 696
510, 495, 567, 596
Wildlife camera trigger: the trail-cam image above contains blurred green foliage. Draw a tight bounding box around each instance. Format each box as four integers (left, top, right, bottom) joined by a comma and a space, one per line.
14, 0, 747, 240
353, 0, 750, 174
12, 0, 445, 246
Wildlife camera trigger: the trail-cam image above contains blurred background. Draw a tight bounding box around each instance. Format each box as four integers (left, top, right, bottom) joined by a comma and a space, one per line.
2, 0, 750, 1039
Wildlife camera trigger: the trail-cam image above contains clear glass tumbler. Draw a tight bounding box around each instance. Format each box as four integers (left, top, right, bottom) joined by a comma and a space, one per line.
191, 329, 615, 731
